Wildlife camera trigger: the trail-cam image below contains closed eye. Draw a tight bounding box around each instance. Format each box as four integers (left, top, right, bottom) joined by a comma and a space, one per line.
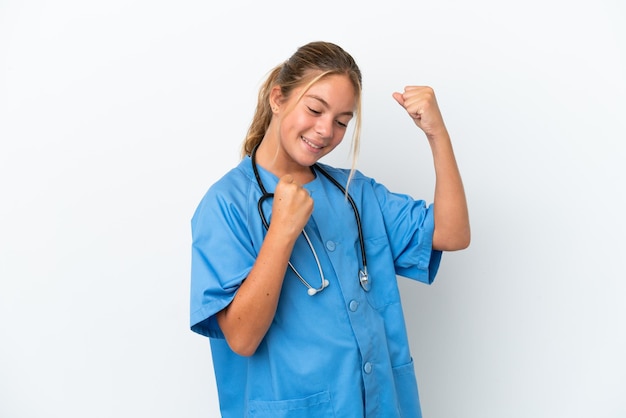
307, 106, 349, 128
307, 107, 322, 115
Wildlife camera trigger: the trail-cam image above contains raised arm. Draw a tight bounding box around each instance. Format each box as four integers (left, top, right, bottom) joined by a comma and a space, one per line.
392, 86, 470, 251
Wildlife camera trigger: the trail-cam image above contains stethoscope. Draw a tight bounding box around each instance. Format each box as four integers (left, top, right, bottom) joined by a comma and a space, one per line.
251, 144, 370, 296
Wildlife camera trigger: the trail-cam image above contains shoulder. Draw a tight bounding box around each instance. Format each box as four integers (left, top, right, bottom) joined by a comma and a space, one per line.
210, 159, 254, 196
315, 162, 416, 209
315, 163, 384, 200
315, 162, 373, 187
202, 158, 255, 198
192, 158, 256, 226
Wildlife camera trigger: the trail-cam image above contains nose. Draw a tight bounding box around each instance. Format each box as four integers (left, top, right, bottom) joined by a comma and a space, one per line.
315, 116, 333, 139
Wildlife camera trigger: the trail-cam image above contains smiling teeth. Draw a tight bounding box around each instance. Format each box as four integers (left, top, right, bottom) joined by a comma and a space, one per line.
302, 136, 322, 149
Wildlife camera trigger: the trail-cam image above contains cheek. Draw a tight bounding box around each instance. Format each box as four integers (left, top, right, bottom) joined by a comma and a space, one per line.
331, 129, 348, 146
281, 113, 309, 137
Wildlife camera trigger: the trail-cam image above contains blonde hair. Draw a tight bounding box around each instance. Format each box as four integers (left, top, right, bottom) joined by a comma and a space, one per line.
241, 41, 363, 182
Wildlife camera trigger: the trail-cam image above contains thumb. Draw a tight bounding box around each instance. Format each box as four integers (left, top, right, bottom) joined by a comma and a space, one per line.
282, 174, 295, 184
392, 92, 404, 106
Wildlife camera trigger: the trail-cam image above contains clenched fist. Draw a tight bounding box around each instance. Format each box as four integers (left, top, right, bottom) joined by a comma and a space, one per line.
270, 174, 314, 240
392, 86, 448, 140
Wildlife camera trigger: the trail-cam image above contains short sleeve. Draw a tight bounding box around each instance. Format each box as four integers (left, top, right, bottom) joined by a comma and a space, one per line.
371, 180, 442, 284
189, 174, 257, 338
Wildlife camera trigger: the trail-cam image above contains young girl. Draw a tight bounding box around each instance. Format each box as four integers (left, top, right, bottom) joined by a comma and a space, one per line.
190, 41, 470, 417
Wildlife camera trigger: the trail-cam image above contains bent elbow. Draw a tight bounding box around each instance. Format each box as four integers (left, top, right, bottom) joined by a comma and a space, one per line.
230, 345, 258, 358
452, 235, 471, 251
217, 310, 263, 357
433, 229, 471, 252
224, 334, 261, 357
453, 230, 471, 250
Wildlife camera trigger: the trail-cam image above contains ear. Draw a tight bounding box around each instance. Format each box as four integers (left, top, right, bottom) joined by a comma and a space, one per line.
269, 85, 283, 113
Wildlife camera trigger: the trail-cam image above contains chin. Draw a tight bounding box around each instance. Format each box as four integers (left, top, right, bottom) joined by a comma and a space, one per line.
301, 152, 327, 167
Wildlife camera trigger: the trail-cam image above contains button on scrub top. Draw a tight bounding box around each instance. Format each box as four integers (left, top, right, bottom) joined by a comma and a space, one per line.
190, 157, 442, 418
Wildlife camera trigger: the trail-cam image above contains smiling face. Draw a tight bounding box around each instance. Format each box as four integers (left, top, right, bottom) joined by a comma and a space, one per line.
259, 73, 356, 178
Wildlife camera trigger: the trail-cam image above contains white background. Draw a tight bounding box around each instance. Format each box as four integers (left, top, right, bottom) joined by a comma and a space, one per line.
1, 0, 625, 417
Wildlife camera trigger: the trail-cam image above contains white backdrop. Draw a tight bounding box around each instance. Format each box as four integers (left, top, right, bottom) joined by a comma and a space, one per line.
1, 0, 625, 417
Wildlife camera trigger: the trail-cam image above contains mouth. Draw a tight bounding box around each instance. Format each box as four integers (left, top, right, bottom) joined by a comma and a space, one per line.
301, 136, 324, 150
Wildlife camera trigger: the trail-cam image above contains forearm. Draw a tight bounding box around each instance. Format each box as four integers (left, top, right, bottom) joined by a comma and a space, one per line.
217, 227, 296, 356
429, 130, 471, 251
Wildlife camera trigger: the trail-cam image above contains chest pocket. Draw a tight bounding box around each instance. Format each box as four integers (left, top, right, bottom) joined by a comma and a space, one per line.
362, 235, 402, 310
247, 391, 333, 418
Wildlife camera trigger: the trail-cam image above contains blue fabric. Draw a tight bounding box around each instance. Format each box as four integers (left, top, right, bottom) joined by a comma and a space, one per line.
190, 157, 442, 417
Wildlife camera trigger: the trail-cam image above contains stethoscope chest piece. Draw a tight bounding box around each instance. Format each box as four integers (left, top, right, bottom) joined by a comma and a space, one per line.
359, 269, 370, 292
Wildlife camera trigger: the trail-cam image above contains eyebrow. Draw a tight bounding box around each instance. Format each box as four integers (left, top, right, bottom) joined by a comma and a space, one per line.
306, 94, 354, 117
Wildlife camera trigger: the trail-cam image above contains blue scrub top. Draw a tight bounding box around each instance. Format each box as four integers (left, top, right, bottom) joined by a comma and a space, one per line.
190, 156, 442, 418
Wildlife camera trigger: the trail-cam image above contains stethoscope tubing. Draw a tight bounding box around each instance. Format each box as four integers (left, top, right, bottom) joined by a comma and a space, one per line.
251, 144, 369, 294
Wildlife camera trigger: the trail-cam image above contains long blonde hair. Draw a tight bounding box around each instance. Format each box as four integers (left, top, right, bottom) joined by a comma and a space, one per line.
241, 41, 363, 179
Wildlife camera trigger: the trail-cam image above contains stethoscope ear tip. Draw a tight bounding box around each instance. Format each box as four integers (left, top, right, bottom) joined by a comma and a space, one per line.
307, 280, 330, 296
